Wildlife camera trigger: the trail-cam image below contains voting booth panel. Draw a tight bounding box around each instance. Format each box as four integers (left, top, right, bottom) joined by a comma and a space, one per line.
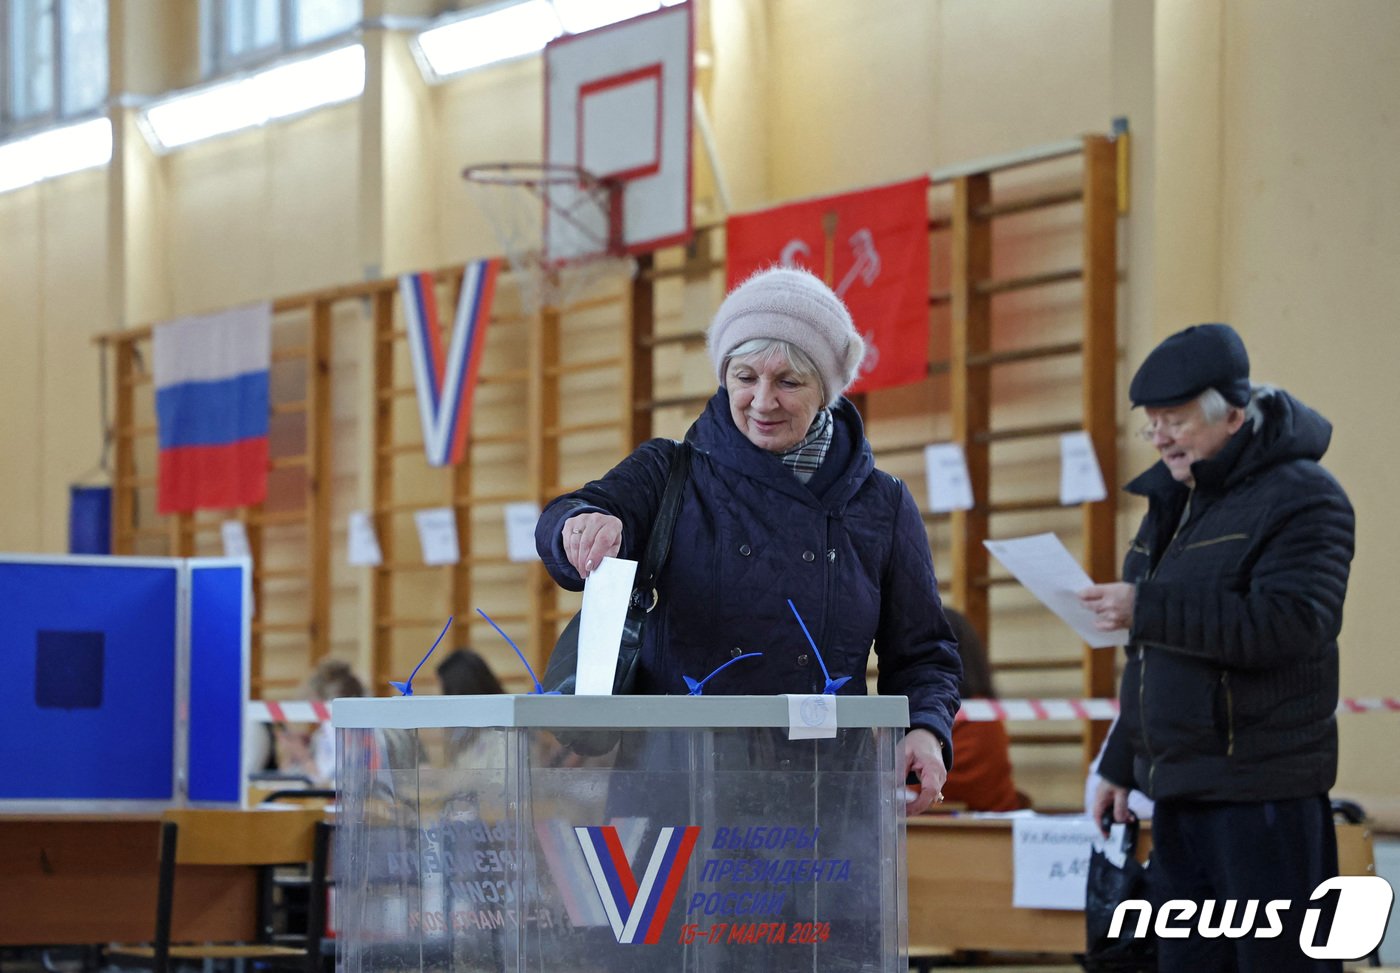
334, 695, 909, 973
0, 555, 251, 811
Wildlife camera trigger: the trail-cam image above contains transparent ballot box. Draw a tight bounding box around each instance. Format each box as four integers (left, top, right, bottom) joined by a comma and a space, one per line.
334, 695, 910, 973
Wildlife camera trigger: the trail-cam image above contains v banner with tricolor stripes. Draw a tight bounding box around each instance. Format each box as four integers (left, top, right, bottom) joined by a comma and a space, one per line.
574, 824, 701, 945
154, 303, 272, 514
399, 260, 500, 467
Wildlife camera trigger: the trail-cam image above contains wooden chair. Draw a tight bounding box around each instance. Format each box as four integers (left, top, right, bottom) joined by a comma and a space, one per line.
108, 808, 330, 973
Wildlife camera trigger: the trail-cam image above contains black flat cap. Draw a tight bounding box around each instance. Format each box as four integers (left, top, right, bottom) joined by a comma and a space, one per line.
1129, 323, 1251, 408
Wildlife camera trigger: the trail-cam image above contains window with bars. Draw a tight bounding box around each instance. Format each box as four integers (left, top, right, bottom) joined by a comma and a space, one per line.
199, 0, 361, 77
1, 0, 107, 137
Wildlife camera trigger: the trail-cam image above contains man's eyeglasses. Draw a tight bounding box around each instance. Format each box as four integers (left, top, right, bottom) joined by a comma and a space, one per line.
1137, 416, 1193, 441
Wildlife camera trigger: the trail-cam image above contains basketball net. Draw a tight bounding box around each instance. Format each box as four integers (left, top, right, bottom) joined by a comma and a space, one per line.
462, 162, 637, 317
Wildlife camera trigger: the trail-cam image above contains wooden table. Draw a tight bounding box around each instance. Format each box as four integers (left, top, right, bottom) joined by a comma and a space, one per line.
0, 810, 310, 947
906, 815, 1374, 955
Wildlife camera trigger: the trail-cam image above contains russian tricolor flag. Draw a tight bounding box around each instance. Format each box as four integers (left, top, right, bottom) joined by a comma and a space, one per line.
153, 303, 272, 515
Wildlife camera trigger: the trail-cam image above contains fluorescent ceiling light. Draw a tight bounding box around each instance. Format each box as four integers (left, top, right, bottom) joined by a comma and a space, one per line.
551, 0, 665, 35
259, 44, 366, 120
141, 43, 365, 152
0, 117, 113, 195
416, 0, 562, 79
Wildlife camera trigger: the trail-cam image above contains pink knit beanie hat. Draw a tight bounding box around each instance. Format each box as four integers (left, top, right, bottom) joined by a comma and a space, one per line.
707, 266, 866, 408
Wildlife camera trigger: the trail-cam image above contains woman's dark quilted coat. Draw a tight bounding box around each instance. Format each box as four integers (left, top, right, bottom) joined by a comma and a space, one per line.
536, 389, 962, 755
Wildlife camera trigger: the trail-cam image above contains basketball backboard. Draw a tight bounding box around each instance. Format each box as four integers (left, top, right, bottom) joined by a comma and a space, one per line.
543, 3, 693, 264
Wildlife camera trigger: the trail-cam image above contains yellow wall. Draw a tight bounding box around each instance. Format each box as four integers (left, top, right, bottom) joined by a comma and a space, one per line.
0, 170, 110, 552
1180, 0, 1400, 804
0, 0, 1395, 805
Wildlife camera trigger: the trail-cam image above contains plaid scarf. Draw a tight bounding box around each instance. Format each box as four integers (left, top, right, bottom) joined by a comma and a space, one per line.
779, 409, 833, 484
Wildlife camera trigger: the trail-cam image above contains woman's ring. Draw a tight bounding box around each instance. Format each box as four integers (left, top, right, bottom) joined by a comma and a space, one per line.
572, 527, 584, 534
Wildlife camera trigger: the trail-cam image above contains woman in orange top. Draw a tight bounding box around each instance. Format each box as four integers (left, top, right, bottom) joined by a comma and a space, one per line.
940, 608, 1024, 812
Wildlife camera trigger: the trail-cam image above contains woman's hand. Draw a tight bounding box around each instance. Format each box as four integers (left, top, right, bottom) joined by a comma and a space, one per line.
561, 513, 624, 578
900, 728, 948, 816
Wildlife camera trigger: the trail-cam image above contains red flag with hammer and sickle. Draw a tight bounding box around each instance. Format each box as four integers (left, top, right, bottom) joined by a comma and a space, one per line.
725, 176, 931, 395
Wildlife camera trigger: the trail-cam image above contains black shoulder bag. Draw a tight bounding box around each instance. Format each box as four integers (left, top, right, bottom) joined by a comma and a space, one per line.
541, 441, 691, 695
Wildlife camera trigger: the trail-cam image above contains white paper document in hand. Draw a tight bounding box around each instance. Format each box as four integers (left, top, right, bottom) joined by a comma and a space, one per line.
576, 556, 639, 695
983, 533, 1128, 648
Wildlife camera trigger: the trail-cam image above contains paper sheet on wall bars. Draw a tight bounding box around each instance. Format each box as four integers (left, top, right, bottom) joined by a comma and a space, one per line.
575, 556, 639, 695
983, 533, 1128, 648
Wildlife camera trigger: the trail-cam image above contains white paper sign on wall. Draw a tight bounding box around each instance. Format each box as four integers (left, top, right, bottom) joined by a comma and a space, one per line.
221, 520, 251, 559
1059, 431, 1108, 505
504, 502, 542, 563
924, 443, 974, 512
347, 511, 383, 567
414, 507, 460, 566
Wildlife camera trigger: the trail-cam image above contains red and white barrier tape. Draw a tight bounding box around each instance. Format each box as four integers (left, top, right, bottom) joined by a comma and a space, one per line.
957, 698, 1120, 722
250, 700, 333, 723
249, 697, 1399, 725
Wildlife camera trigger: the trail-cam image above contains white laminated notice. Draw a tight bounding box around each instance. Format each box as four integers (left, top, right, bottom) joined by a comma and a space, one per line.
923, 443, 974, 512
503, 501, 542, 562
785, 693, 838, 740
414, 507, 460, 566
1059, 431, 1108, 505
221, 520, 251, 559
575, 556, 638, 696
347, 511, 383, 566
1011, 814, 1099, 910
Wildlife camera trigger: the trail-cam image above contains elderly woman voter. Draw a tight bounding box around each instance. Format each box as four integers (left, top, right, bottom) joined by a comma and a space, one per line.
534, 266, 961, 815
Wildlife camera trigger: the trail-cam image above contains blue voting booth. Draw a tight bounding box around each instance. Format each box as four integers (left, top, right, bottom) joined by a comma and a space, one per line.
0, 554, 250, 810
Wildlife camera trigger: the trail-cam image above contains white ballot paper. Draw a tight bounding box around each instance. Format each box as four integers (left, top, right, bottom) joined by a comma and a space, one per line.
923, 443, 974, 512
414, 507, 460, 566
1060, 431, 1108, 505
983, 533, 1128, 648
221, 520, 251, 559
576, 556, 638, 695
1012, 814, 1099, 910
346, 510, 383, 567
503, 502, 541, 563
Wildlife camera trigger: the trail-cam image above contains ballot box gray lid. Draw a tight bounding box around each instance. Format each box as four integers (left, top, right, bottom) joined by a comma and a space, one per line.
331, 694, 909, 730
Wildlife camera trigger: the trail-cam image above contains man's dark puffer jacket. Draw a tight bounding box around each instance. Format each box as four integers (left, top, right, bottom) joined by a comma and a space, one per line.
1099, 387, 1354, 802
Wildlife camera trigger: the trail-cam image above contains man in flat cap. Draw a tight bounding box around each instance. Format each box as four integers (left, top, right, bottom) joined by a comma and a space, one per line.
1081, 323, 1355, 972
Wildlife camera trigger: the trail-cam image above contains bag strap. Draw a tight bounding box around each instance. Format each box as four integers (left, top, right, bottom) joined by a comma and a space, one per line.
632, 440, 691, 604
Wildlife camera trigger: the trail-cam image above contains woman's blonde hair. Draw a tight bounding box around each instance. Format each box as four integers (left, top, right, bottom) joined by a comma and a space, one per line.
723, 337, 824, 399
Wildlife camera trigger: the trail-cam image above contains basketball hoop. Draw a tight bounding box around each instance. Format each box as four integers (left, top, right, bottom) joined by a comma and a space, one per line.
462, 162, 636, 317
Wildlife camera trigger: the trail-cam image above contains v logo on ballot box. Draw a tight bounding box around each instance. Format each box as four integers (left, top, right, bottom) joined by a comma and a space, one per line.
574, 825, 701, 944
